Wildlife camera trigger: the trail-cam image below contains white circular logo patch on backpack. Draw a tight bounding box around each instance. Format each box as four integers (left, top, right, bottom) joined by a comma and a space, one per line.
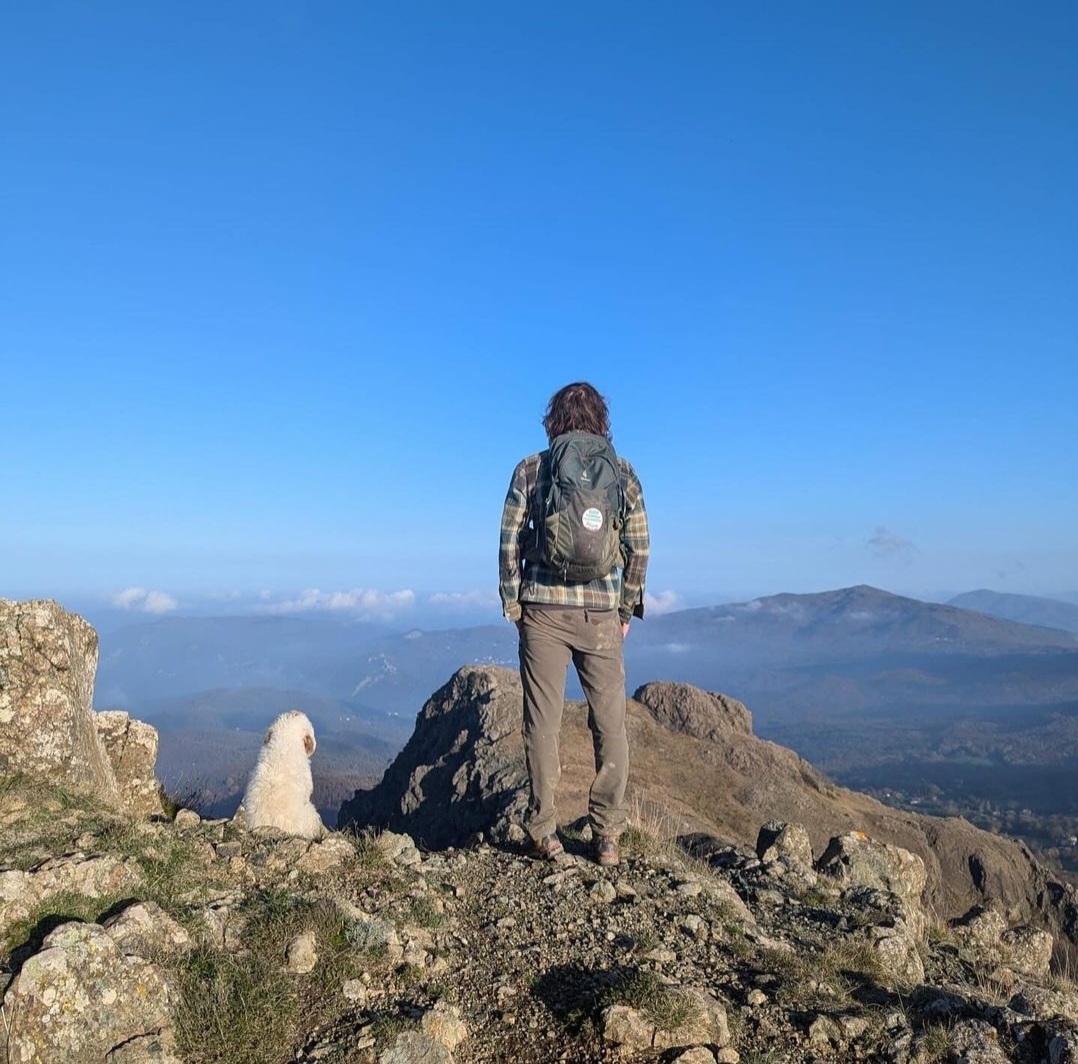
582, 507, 604, 531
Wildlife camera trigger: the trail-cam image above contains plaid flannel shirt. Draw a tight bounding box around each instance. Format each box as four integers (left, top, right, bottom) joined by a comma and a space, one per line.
499, 450, 650, 623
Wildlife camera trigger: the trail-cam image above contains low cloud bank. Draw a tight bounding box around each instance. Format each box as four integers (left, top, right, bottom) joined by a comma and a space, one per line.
266, 588, 416, 617
645, 590, 683, 615
108, 587, 178, 614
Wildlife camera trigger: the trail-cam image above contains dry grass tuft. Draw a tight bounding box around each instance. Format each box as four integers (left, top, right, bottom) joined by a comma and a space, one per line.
620, 793, 686, 860
601, 969, 702, 1032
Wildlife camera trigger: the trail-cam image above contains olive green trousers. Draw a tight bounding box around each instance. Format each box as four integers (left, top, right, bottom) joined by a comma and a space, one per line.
518, 605, 629, 842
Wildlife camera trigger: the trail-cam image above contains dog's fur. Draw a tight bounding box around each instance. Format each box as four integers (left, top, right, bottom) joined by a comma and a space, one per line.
240, 710, 325, 839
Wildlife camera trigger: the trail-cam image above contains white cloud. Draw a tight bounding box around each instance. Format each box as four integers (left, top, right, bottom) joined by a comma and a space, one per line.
868, 526, 918, 563
645, 590, 683, 615
266, 588, 416, 617
142, 591, 179, 614
108, 587, 178, 614
427, 590, 500, 609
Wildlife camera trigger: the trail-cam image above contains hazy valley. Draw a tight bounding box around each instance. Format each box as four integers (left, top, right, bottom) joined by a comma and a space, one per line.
89, 585, 1078, 869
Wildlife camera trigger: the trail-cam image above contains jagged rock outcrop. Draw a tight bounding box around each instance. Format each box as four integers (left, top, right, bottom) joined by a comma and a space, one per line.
95, 710, 165, 816
0, 599, 165, 817
817, 831, 928, 901
340, 664, 1078, 954
0, 599, 118, 799
634, 681, 752, 738
756, 820, 814, 868
338, 666, 531, 847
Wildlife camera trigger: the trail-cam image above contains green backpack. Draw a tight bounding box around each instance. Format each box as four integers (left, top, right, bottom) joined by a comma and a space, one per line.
536, 432, 625, 582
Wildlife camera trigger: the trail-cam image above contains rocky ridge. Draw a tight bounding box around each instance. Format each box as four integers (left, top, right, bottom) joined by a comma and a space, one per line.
3, 600, 1078, 1063
338, 666, 1078, 957
5, 777, 1078, 1064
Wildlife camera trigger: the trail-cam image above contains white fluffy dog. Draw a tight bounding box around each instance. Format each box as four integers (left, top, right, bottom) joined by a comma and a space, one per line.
240, 710, 326, 839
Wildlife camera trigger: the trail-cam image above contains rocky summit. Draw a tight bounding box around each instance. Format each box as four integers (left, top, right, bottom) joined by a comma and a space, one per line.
338, 666, 1078, 952
3, 600, 1078, 1064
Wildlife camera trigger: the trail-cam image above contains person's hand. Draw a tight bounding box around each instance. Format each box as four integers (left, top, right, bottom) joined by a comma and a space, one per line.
621, 621, 630, 638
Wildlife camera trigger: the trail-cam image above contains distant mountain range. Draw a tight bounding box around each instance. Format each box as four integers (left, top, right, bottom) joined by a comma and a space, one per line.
947, 589, 1078, 634
94, 614, 394, 706
90, 585, 1078, 825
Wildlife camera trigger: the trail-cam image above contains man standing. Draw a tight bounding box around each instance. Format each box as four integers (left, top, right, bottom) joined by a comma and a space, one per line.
499, 382, 650, 866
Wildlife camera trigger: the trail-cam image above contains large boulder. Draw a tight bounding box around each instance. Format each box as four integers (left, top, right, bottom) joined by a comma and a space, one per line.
95, 711, 165, 816
633, 681, 752, 738
338, 666, 531, 846
757, 820, 814, 867
0, 853, 143, 942
2, 921, 178, 1063
817, 832, 928, 902
0, 599, 118, 799
0, 599, 165, 817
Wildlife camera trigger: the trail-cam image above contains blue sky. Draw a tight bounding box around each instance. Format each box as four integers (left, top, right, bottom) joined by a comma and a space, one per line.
3, 2, 1076, 622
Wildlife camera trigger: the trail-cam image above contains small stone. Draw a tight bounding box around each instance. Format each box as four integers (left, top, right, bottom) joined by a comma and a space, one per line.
286, 931, 318, 974
671, 1048, 716, 1063
590, 880, 617, 904
297, 836, 355, 874
680, 914, 709, 940
808, 1014, 842, 1046
715, 1051, 740, 1064
402, 946, 429, 968
174, 808, 201, 828
343, 978, 367, 1004
215, 841, 242, 859
746, 989, 767, 1007
379, 1031, 452, 1064
104, 901, 193, 956
601, 1005, 655, 1050
643, 946, 677, 963
951, 1018, 1010, 1064
1001, 925, 1054, 979
756, 820, 814, 868
839, 1015, 870, 1039
420, 1002, 468, 1051
754, 889, 785, 906
1049, 1030, 1078, 1064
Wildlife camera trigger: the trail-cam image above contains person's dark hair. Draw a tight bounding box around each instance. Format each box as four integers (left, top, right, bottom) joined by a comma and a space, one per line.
542, 382, 612, 441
